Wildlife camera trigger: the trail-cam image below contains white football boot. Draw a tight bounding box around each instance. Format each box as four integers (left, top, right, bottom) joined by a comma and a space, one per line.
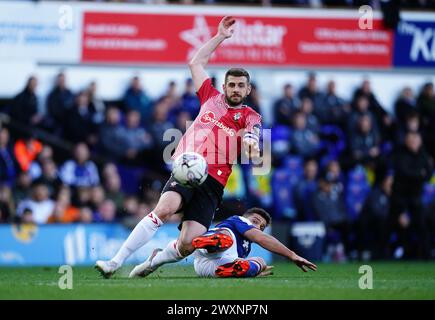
95, 260, 119, 279
129, 248, 162, 278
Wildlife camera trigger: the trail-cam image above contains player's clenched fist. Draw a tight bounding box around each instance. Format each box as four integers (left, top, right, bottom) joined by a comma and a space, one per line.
218, 16, 236, 39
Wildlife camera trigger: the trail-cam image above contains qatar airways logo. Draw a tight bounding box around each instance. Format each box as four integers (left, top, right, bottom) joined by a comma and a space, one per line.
180, 16, 287, 59
200, 111, 235, 136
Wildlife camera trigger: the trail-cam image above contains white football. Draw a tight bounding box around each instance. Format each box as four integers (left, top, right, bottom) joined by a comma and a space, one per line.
172, 152, 208, 188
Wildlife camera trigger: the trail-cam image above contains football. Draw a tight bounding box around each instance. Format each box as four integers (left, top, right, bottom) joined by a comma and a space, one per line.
172, 152, 208, 187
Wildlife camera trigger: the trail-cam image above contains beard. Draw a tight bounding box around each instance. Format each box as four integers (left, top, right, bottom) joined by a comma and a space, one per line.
225, 93, 245, 107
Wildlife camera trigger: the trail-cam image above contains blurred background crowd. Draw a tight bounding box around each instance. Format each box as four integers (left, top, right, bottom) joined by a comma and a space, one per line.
0, 71, 434, 261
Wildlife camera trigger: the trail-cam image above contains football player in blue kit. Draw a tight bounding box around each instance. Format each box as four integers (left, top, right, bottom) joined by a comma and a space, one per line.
131, 207, 317, 278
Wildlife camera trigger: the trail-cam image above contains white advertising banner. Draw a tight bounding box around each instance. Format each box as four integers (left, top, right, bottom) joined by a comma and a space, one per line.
0, 1, 81, 63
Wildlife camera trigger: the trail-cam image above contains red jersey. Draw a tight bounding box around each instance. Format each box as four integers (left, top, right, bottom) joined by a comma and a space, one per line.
173, 78, 262, 187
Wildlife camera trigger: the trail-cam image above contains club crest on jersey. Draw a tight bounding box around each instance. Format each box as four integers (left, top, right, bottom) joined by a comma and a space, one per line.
233, 112, 241, 121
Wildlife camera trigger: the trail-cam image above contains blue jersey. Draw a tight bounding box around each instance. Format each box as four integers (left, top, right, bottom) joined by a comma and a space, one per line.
214, 215, 256, 258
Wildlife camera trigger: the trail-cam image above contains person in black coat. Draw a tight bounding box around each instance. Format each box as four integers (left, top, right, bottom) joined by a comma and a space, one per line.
9, 76, 42, 127
389, 131, 433, 259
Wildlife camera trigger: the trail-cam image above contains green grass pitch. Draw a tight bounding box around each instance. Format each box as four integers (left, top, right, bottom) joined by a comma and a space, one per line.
1, 262, 434, 300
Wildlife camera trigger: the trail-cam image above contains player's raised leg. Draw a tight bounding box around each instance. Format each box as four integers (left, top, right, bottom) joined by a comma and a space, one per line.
192, 229, 234, 252
215, 257, 267, 278
129, 220, 207, 278
95, 191, 182, 278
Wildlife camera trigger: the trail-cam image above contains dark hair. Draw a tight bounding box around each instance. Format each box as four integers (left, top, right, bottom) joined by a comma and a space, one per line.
225, 68, 250, 84
243, 207, 272, 226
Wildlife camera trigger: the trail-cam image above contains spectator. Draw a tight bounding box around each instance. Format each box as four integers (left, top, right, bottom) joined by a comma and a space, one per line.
16, 182, 55, 224
0, 185, 14, 223
315, 80, 350, 126
98, 106, 126, 160
245, 82, 261, 115
357, 173, 393, 260
300, 97, 320, 133
87, 81, 106, 125
104, 171, 125, 212
94, 199, 117, 223
312, 171, 351, 261
353, 79, 393, 139
119, 110, 154, 162
0, 127, 19, 186
120, 195, 140, 227
28, 145, 54, 180
291, 111, 321, 157
417, 82, 435, 159
175, 110, 193, 133
395, 86, 417, 130
13, 135, 43, 173
79, 207, 94, 223
51, 185, 80, 223
396, 110, 421, 145
150, 98, 174, 151
349, 114, 381, 165
123, 76, 153, 124
45, 72, 75, 133
73, 186, 92, 208
389, 132, 433, 259
33, 159, 62, 198
59, 143, 100, 188
63, 91, 98, 145
348, 95, 377, 134
180, 78, 200, 119
12, 171, 32, 205
9, 76, 42, 127
89, 185, 106, 212
273, 83, 299, 126
293, 158, 318, 221
298, 72, 324, 112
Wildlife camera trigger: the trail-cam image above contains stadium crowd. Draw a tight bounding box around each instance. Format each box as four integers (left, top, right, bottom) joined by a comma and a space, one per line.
0, 71, 434, 261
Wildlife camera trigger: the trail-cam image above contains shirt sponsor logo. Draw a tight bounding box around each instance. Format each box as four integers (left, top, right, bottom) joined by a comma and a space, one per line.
199, 111, 236, 136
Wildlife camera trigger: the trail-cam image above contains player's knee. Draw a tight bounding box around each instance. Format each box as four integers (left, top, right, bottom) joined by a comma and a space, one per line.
153, 202, 176, 222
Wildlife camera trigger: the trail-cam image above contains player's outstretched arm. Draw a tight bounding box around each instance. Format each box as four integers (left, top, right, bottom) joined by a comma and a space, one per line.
244, 228, 318, 272
188, 16, 235, 91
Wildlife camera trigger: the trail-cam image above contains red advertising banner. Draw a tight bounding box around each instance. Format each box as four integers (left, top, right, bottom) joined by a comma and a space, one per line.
82, 12, 393, 68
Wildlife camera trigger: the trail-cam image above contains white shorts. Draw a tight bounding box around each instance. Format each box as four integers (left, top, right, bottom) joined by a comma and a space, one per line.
193, 228, 238, 278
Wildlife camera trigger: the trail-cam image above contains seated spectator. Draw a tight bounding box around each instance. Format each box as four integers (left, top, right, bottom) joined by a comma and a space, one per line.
119, 110, 154, 162
14, 135, 43, 173
291, 111, 321, 157
175, 110, 193, 133
33, 159, 62, 198
150, 99, 175, 152
394, 86, 417, 130
9, 76, 42, 127
349, 114, 381, 165
123, 76, 153, 124
312, 171, 351, 260
0, 184, 14, 223
79, 207, 94, 223
273, 83, 299, 127
357, 173, 393, 260
103, 171, 125, 213
63, 91, 98, 145
51, 185, 80, 223
94, 199, 117, 223
45, 72, 75, 133
293, 158, 318, 221
120, 195, 140, 228
59, 143, 100, 188
300, 97, 320, 133
12, 171, 32, 205
0, 127, 19, 186
28, 145, 54, 180
180, 78, 200, 119
89, 185, 106, 212
16, 182, 55, 224
298, 72, 324, 113
245, 82, 261, 115
353, 79, 393, 140
396, 110, 421, 145
315, 80, 350, 126
98, 106, 126, 160
73, 186, 92, 208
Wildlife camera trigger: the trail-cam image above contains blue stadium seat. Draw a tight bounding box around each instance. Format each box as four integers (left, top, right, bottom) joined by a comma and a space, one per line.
272, 169, 296, 219
117, 165, 145, 195
423, 172, 435, 206
345, 166, 371, 220
271, 125, 292, 159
